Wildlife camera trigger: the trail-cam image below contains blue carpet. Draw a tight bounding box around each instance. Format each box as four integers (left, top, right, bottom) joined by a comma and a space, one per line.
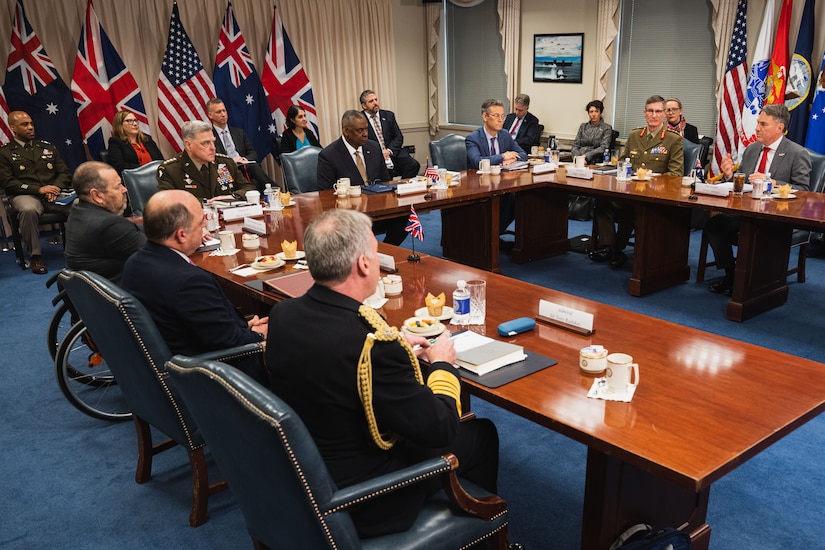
2, 219, 824, 549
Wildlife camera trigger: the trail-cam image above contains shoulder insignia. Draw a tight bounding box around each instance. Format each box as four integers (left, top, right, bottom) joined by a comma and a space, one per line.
215, 153, 232, 160
161, 157, 180, 165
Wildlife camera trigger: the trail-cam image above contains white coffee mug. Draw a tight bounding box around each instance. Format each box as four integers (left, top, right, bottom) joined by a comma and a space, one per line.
574, 155, 586, 169
333, 178, 350, 196
218, 230, 236, 253
605, 353, 639, 393
490, 165, 502, 175
245, 190, 260, 205
348, 185, 362, 197
531, 145, 539, 156
478, 159, 491, 173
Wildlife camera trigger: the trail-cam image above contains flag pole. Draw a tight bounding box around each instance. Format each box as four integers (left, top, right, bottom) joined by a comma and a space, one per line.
408, 239, 420, 262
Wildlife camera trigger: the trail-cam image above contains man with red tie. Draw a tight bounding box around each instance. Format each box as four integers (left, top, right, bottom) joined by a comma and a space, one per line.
704, 104, 811, 295
502, 94, 540, 152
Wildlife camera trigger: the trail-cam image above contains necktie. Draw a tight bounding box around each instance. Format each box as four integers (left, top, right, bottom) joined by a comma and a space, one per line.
354, 150, 368, 184
510, 118, 521, 137
222, 130, 238, 157
757, 146, 771, 173
372, 115, 386, 149
490, 137, 498, 156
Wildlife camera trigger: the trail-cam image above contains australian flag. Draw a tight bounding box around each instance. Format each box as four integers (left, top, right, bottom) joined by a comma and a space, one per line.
3, 0, 84, 169
72, 0, 148, 161
214, 2, 274, 161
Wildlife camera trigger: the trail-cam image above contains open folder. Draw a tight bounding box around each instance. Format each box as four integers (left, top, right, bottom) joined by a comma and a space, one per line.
262, 270, 315, 298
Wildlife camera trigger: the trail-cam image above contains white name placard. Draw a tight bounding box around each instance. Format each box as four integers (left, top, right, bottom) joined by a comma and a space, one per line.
378, 252, 396, 272
538, 299, 594, 335
395, 180, 428, 195
242, 217, 267, 235
565, 167, 594, 180
532, 162, 556, 175
222, 203, 263, 221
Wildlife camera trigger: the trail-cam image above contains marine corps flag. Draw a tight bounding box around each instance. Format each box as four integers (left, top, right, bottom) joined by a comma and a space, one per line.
765, 0, 793, 105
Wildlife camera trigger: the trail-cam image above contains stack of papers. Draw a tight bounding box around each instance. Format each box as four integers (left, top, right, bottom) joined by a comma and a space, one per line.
501, 161, 530, 171
453, 331, 526, 376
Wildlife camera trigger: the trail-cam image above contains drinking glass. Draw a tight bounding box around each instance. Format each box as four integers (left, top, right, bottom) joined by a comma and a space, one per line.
733, 172, 745, 195
466, 279, 486, 325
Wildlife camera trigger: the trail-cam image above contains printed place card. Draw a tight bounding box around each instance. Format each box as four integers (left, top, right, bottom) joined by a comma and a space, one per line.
222, 203, 263, 221
395, 180, 428, 195
378, 252, 396, 272
242, 217, 267, 235
537, 299, 594, 335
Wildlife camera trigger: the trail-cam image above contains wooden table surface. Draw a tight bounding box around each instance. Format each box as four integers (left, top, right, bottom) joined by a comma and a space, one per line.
194, 223, 825, 548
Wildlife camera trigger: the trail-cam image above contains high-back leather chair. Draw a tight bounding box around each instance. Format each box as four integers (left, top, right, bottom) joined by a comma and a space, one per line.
698, 136, 714, 168
281, 146, 321, 193
166, 355, 510, 550
429, 134, 468, 172
122, 160, 162, 216
682, 139, 705, 176
59, 269, 264, 527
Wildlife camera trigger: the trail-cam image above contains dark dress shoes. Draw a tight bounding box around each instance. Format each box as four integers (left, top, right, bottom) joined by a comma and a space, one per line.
588, 247, 610, 263
708, 280, 732, 296
30, 255, 47, 275
609, 250, 628, 269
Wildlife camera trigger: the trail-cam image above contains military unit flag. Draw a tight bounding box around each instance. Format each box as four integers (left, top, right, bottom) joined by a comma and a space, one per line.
740, 0, 775, 149
806, 50, 825, 154
71, 0, 148, 161
157, 2, 215, 152
785, 0, 816, 145
765, 0, 792, 105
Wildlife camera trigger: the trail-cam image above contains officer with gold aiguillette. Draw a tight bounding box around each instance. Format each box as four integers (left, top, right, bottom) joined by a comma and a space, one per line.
0, 111, 72, 274
157, 120, 255, 203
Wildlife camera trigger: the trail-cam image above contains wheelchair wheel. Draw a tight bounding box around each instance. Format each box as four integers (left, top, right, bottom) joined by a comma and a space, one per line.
47, 301, 72, 361
55, 322, 131, 422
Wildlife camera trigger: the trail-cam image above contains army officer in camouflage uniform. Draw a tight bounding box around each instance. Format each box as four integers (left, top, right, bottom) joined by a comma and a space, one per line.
0, 111, 72, 274
590, 95, 684, 269
157, 120, 255, 203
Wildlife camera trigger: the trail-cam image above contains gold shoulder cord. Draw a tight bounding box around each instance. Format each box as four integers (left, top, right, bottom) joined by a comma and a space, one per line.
357, 305, 422, 450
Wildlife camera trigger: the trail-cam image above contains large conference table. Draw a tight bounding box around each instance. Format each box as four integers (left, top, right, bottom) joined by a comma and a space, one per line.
193, 211, 825, 550
532, 168, 825, 322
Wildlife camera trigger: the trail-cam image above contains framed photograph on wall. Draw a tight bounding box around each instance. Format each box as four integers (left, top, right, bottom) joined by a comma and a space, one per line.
533, 33, 583, 83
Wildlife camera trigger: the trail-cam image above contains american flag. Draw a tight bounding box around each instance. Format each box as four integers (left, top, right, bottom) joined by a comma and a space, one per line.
261, 5, 319, 139
157, 2, 215, 152
712, 0, 748, 176
405, 205, 423, 241
765, 0, 792, 105
71, 0, 148, 161
424, 159, 439, 185
740, 0, 775, 149
3, 0, 84, 168
806, 50, 825, 154
0, 88, 12, 145
214, 2, 274, 160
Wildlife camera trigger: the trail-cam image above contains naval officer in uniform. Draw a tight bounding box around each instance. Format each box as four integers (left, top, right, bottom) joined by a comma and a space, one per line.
0, 111, 72, 274
157, 120, 256, 203
590, 95, 683, 268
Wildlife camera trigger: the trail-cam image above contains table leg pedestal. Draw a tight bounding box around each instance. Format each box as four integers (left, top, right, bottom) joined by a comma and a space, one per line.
727, 219, 792, 322
628, 204, 691, 296
511, 188, 570, 264
441, 198, 500, 273
581, 449, 711, 550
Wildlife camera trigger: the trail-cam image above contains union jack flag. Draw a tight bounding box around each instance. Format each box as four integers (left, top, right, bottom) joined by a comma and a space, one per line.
214, 2, 274, 160
405, 205, 423, 241
0, 88, 12, 145
261, 5, 319, 139
157, 2, 215, 152
72, 0, 148, 161
2, 0, 84, 168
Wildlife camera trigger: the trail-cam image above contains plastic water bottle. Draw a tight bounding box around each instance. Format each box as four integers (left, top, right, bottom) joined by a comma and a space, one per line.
624, 158, 632, 179
764, 172, 772, 196
264, 183, 275, 206
452, 280, 470, 324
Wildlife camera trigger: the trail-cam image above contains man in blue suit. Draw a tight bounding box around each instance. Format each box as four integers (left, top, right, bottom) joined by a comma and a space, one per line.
121, 189, 268, 383
466, 98, 527, 234
502, 94, 541, 152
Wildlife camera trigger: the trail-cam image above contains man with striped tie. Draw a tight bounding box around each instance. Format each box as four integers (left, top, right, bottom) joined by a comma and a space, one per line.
360, 90, 420, 178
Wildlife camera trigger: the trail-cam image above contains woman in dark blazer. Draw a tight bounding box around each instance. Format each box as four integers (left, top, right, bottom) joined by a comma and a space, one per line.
107, 110, 163, 174
279, 105, 321, 154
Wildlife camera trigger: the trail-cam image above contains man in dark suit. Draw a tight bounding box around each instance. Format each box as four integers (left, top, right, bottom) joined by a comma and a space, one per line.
360, 89, 420, 178
266, 208, 499, 538
502, 93, 540, 152
121, 189, 268, 383
0, 111, 72, 274
703, 104, 811, 295
466, 98, 527, 234
206, 98, 275, 193
65, 161, 145, 282
317, 110, 406, 244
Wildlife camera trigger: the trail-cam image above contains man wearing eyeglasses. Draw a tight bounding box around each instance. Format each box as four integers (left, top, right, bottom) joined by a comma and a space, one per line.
466, 98, 527, 235
590, 95, 683, 268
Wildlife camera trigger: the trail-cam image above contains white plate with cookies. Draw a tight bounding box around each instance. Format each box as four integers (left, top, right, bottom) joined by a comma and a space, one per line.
414, 306, 454, 322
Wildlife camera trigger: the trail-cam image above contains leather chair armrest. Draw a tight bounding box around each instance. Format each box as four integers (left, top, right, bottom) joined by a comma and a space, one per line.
192, 342, 264, 364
